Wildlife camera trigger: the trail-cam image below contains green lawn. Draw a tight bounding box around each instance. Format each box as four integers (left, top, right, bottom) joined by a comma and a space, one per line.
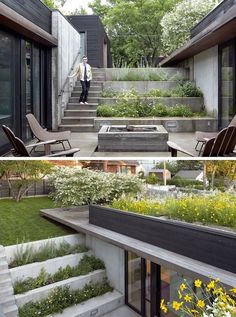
0, 197, 75, 246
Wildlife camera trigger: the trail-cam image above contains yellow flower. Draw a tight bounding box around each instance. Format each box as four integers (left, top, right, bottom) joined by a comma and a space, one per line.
184, 294, 193, 302
230, 288, 236, 294
197, 300, 205, 309
194, 279, 202, 288
180, 283, 187, 291
160, 299, 168, 313
207, 280, 215, 290
172, 301, 183, 311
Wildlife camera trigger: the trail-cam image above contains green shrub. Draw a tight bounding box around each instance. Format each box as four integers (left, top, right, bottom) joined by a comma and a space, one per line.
167, 176, 203, 188
145, 173, 159, 185
19, 282, 113, 317
172, 81, 203, 97
101, 90, 116, 98
14, 255, 105, 294
10, 241, 87, 268
97, 105, 116, 117
49, 168, 144, 207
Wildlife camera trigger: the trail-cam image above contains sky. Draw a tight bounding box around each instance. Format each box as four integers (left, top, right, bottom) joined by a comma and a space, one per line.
62, 0, 107, 14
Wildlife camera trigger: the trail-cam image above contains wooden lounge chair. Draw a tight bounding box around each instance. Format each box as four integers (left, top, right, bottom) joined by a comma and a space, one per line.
26, 113, 72, 151
195, 115, 236, 153
168, 125, 236, 157
2, 125, 79, 157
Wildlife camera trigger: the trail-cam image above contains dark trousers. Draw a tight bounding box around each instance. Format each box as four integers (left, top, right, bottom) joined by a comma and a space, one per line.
79, 80, 90, 102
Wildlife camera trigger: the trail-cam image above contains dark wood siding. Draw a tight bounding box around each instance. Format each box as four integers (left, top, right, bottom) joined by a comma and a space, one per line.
68, 15, 112, 67
191, 0, 236, 38
1, 0, 52, 33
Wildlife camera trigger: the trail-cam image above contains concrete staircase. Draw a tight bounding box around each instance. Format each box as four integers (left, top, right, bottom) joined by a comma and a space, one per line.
0, 246, 18, 317
59, 69, 105, 132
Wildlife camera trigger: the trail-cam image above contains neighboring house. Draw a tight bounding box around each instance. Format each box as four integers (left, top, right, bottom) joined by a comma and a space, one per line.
0, 0, 111, 155
68, 15, 112, 68
160, 0, 236, 129
86, 160, 139, 174
175, 170, 204, 182
149, 168, 171, 181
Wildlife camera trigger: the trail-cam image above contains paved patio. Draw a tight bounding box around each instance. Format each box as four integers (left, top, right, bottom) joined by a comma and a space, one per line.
102, 306, 140, 317
7, 132, 198, 157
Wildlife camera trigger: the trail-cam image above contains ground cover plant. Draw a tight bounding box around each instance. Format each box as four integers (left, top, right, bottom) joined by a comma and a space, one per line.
0, 197, 74, 246
14, 255, 105, 294
49, 167, 144, 207
10, 240, 87, 268
18, 282, 113, 317
97, 103, 205, 118
109, 193, 236, 228
101, 82, 203, 98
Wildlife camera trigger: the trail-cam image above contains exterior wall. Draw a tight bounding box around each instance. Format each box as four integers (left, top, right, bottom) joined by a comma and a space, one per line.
86, 235, 125, 294
194, 46, 219, 117
51, 11, 81, 129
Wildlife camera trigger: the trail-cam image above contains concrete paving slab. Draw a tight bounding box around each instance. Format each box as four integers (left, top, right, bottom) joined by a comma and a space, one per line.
101, 306, 140, 317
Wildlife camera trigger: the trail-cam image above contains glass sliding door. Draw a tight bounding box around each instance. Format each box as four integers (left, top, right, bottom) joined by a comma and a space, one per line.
0, 30, 15, 150
219, 41, 236, 128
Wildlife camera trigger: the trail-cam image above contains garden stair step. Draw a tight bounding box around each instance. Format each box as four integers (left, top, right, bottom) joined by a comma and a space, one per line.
58, 124, 96, 132
71, 92, 101, 97
48, 290, 124, 317
0, 278, 12, 289
2, 304, 18, 317
61, 117, 96, 125
67, 103, 98, 110
64, 110, 97, 117
0, 288, 13, 300
69, 97, 100, 103
74, 85, 102, 91
0, 269, 9, 281
15, 269, 106, 307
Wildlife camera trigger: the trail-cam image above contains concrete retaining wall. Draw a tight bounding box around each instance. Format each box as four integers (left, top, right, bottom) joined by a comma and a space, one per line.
86, 235, 124, 294
51, 11, 81, 129
103, 81, 179, 92
99, 97, 204, 112
5, 234, 84, 265
10, 252, 91, 283
104, 68, 189, 81
94, 117, 218, 133
15, 270, 106, 307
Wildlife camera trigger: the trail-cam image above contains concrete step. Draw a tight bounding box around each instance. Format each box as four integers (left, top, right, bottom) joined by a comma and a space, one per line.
59, 124, 96, 132
0, 297, 15, 309
0, 288, 13, 301
0, 263, 8, 270
71, 92, 101, 98
61, 117, 95, 125
64, 110, 97, 117
74, 85, 102, 91
76, 81, 103, 86
3, 304, 18, 317
0, 255, 7, 262
67, 103, 98, 110
16, 270, 106, 307
0, 269, 9, 281
0, 278, 12, 289
69, 97, 100, 103
51, 291, 124, 317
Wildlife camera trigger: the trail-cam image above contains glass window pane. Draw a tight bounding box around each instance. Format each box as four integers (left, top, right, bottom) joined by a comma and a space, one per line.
127, 252, 142, 312
33, 46, 40, 121
0, 30, 14, 149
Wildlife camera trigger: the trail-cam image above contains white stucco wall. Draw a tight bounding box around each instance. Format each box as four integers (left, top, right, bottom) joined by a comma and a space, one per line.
86, 235, 125, 294
194, 46, 218, 117
51, 11, 81, 129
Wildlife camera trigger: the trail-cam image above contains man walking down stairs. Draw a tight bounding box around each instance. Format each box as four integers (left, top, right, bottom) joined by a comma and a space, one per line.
60, 68, 105, 133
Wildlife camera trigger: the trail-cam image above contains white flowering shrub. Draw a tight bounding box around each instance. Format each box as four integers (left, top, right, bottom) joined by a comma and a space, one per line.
161, 0, 220, 54
49, 167, 144, 206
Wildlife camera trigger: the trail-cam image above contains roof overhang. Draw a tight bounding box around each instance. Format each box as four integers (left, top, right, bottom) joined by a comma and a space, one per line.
160, 4, 236, 66
0, 2, 58, 47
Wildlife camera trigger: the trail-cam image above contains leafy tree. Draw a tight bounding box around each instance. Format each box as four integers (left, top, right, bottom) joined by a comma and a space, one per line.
90, 0, 181, 67
161, 0, 220, 54
42, 0, 67, 10
0, 161, 53, 202
155, 161, 203, 174
206, 161, 236, 190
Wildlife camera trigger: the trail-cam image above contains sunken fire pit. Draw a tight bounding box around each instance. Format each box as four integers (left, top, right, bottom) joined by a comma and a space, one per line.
98, 125, 169, 151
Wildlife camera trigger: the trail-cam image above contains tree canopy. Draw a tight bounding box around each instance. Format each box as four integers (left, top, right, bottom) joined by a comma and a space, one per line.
161, 0, 220, 54
89, 0, 182, 67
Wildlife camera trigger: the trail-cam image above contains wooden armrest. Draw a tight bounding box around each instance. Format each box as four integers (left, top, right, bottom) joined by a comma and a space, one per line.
48, 148, 80, 157
26, 140, 57, 148
167, 141, 194, 157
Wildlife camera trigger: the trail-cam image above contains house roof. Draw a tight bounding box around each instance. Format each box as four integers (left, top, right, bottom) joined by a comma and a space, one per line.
175, 170, 203, 180
150, 169, 170, 173
160, 2, 236, 66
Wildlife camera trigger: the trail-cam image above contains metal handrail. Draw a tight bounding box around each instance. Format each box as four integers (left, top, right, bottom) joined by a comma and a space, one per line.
58, 50, 81, 97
